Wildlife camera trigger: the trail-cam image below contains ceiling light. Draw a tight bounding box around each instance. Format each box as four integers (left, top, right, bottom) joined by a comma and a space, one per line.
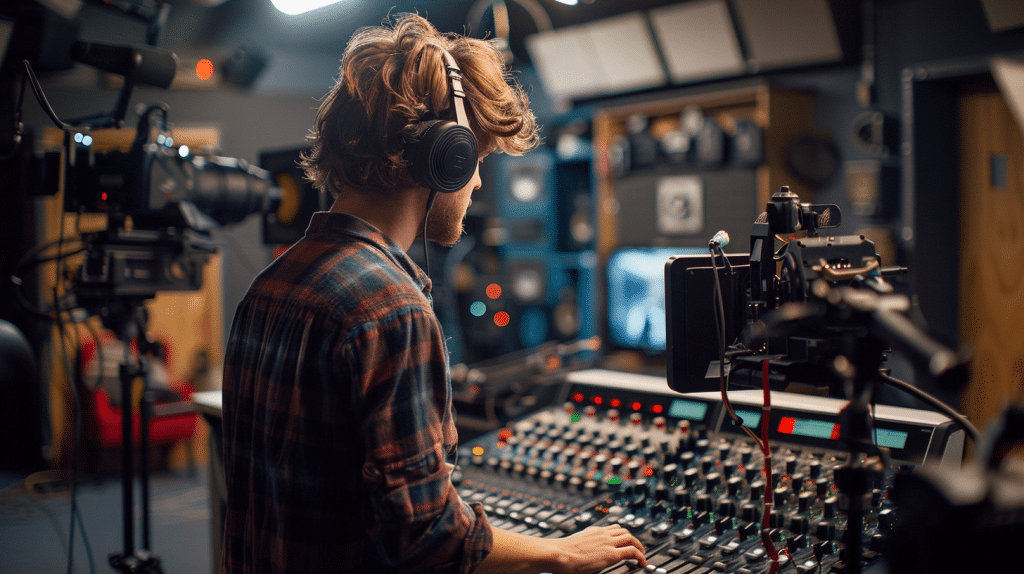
553, 0, 579, 5
271, 0, 344, 16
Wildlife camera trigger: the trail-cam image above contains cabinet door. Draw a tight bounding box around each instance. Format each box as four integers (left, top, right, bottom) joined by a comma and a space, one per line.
958, 84, 1024, 428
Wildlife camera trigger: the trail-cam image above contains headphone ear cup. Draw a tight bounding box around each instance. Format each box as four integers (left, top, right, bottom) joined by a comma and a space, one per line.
408, 120, 479, 193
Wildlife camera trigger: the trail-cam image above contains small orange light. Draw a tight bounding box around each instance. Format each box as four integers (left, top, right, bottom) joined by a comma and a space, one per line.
573, 393, 584, 403
651, 404, 664, 414
471, 446, 485, 456
610, 398, 622, 408
486, 283, 502, 299
493, 311, 510, 327
643, 467, 654, 477
196, 59, 214, 80
593, 396, 603, 405
632, 401, 642, 411
100, 192, 108, 201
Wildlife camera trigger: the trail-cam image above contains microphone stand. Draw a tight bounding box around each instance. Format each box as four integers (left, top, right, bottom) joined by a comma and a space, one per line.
833, 340, 885, 574
821, 281, 960, 574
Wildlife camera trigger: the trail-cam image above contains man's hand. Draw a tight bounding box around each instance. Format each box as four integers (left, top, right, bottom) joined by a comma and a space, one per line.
549, 525, 646, 574
476, 524, 646, 574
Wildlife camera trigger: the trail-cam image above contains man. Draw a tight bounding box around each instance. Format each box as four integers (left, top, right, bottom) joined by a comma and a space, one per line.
221, 12, 646, 574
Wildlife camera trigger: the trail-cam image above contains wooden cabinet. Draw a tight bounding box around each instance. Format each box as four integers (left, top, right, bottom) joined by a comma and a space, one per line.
591, 81, 815, 263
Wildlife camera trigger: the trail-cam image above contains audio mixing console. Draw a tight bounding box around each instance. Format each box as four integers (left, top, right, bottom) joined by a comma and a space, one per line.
456, 369, 964, 574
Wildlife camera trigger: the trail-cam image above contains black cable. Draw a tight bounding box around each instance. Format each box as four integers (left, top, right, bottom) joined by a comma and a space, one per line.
442, 233, 476, 362
710, 244, 763, 450
422, 190, 439, 277
53, 132, 78, 574
22, 61, 74, 132
878, 370, 980, 444
13, 237, 85, 273
131, 104, 171, 152
710, 248, 727, 349
11, 220, 87, 321
11, 236, 85, 320
57, 317, 97, 574
0, 70, 28, 161
38, 131, 96, 574
63, 316, 97, 574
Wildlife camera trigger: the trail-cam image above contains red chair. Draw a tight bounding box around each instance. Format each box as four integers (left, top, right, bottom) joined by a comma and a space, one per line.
78, 332, 198, 474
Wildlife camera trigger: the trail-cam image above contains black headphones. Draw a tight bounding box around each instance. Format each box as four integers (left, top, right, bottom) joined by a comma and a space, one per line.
405, 47, 480, 193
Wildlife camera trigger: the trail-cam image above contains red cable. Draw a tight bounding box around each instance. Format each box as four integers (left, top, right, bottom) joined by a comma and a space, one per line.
760, 359, 780, 573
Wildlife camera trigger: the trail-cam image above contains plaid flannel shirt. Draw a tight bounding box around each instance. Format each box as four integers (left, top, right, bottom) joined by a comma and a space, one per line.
222, 212, 492, 574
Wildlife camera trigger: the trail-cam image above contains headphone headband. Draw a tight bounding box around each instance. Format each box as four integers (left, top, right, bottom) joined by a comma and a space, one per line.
405, 45, 479, 193
438, 49, 470, 130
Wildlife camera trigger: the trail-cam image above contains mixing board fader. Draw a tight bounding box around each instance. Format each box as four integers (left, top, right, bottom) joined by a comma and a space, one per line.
456, 369, 963, 574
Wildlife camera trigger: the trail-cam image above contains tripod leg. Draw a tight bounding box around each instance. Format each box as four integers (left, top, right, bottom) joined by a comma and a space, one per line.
141, 386, 152, 551
119, 363, 135, 558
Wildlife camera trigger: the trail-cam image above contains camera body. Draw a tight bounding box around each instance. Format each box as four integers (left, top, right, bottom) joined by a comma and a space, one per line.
666, 187, 889, 396
64, 140, 278, 231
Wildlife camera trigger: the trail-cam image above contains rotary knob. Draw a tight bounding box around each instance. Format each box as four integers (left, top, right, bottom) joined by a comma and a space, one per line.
654, 483, 669, 502
727, 476, 743, 498
678, 451, 696, 468
748, 480, 765, 501
673, 486, 691, 507
740, 502, 761, 525
789, 515, 810, 535
798, 491, 814, 514
717, 498, 737, 518
683, 467, 702, 489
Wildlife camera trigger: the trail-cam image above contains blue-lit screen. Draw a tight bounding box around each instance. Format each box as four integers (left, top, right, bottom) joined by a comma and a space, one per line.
607, 247, 704, 352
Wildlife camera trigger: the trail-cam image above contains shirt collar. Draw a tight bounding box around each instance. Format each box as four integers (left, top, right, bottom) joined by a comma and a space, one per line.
303, 212, 432, 294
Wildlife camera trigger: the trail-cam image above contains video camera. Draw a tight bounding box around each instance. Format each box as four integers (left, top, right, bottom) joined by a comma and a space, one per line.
666, 186, 914, 397
64, 133, 277, 231
67, 121, 280, 305
61, 100, 279, 303
4, 1, 280, 317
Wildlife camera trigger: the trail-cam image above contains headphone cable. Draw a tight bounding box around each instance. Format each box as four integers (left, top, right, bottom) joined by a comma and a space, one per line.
422, 189, 439, 277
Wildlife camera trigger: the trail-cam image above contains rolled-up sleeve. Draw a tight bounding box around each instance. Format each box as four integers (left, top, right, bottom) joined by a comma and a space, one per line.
344, 298, 492, 574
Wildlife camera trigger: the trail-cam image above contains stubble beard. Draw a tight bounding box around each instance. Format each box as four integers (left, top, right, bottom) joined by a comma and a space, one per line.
425, 196, 467, 247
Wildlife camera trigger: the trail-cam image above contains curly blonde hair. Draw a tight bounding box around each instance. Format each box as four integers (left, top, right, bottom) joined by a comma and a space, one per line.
301, 13, 540, 196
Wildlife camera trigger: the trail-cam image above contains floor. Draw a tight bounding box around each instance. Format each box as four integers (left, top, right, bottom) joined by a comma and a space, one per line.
0, 466, 213, 574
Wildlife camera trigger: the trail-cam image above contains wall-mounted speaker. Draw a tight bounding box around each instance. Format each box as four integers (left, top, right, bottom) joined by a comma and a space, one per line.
503, 251, 596, 350
851, 109, 899, 156
608, 115, 662, 178
695, 116, 729, 168
493, 150, 556, 251
730, 119, 764, 169
220, 44, 269, 89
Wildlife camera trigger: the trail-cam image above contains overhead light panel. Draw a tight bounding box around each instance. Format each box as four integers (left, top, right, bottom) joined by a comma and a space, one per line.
271, 0, 344, 16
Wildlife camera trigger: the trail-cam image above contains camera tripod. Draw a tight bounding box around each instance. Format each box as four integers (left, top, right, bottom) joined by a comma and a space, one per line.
89, 296, 170, 574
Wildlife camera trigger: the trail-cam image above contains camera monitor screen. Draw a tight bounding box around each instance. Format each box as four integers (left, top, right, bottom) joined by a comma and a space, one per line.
665, 252, 750, 393
606, 247, 704, 353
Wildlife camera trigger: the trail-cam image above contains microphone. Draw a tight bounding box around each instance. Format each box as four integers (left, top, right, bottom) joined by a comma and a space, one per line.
71, 42, 179, 89
709, 230, 730, 249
